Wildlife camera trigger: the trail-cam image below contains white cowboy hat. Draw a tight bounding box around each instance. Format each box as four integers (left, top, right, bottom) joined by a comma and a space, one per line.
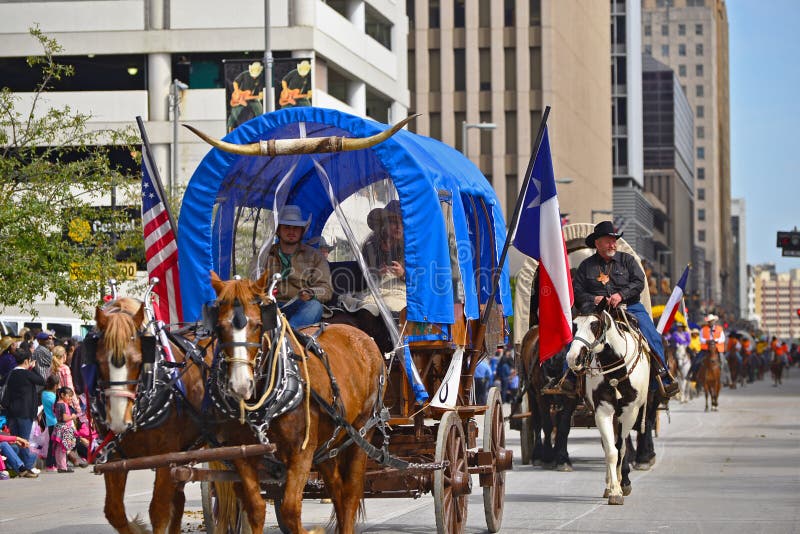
704, 314, 719, 323
277, 205, 310, 227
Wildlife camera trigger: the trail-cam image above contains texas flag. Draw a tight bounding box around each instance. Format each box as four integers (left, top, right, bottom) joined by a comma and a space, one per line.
656, 264, 691, 334
512, 127, 573, 362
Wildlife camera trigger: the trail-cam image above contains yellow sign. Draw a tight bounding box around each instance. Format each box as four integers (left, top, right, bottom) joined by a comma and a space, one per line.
69, 262, 138, 281
116, 262, 138, 280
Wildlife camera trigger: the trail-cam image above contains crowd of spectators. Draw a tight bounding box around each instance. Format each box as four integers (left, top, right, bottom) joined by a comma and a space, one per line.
473, 347, 519, 405
0, 329, 91, 480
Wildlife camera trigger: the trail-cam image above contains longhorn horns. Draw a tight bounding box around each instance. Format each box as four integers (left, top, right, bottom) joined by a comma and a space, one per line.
183, 115, 418, 157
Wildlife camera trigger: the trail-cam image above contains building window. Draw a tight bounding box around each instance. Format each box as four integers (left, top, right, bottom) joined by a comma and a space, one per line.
662, 44, 669, 56
504, 0, 515, 26
697, 126, 705, 138
696, 84, 704, 97
454, 48, 466, 91
365, 4, 393, 50
697, 167, 705, 179
429, 49, 441, 92
696, 43, 704, 56
697, 147, 705, 159
529, 0, 541, 24
644, 24, 651, 36
679, 64, 687, 76
429, 0, 440, 28
681, 84, 687, 94
678, 24, 686, 36
679, 44, 686, 56
454, 0, 465, 28
698, 209, 706, 221
698, 229, 706, 242
696, 23, 704, 35
504, 48, 517, 90
480, 48, 492, 90
645, 44, 652, 55
698, 188, 705, 200
697, 105, 704, 118
696, 64, 704, 76
661, 24, 669, 36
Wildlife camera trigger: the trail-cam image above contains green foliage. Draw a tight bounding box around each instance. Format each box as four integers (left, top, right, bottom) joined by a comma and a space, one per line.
0, 27, 140, 318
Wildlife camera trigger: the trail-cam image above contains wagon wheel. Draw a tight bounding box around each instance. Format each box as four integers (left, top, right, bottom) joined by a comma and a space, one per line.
483, 387, 507, 532
519, 389, 535, 465
200, 478, 253, 534
433, 411, 470, 534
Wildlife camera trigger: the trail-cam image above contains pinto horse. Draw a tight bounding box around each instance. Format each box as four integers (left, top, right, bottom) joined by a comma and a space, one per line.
92, 298, 211, 534
207, 271, 386, 534
672, 343, 693, 403
566, 309, 650, 505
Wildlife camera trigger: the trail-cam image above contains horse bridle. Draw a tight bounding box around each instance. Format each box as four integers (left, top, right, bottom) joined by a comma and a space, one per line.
203, 295, 278, 370
571, 316, 608, 368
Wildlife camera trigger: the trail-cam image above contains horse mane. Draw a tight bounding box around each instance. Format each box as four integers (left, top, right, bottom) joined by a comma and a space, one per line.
103, 309, 139, 367
215, 278, 263, 304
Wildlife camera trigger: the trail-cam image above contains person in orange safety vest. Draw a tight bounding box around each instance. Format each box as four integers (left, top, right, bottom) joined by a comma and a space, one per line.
690, 314, 725, 378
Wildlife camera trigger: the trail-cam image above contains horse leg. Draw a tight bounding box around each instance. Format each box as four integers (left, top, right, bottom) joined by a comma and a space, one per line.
541, 398, 556, 468
279, 449, 316, 534
531, 394, 545, 466
595, 405, 623, 504
231, 457, 267, 534
704, 386, 709, 412
147, 468, 179, 534
621, 435, 632, 497
320, 446, 368, 534
554, 396, 576, 471
103, 471, 145, 534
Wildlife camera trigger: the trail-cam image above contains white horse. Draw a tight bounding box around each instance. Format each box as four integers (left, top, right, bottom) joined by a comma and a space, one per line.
674, 344, 692, 403
566, 310, 650, 505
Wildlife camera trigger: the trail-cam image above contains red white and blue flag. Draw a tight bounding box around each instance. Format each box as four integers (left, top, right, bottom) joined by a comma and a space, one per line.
141, 146, 183, 325
512, 127, 573, 362
656, 264, 690, 334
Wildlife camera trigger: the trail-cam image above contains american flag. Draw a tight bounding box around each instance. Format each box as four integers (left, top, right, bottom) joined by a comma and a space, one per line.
141, 147, 183, 324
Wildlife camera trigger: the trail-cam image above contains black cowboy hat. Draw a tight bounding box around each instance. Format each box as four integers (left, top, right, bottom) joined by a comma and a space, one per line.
585, 220, 623, 248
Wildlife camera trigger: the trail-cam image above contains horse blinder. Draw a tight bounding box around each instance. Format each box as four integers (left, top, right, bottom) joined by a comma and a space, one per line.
83, 331, 100, 365
260, 301, 277, 333
202, 302, 220, 334
140, 335, 158, 365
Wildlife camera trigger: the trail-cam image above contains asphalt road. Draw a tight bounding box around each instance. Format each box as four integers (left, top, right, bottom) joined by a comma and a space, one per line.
1, 371, 797, 533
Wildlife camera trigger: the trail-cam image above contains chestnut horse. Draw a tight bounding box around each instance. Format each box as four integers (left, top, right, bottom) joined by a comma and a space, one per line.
697, 343, 721, 412
770, 352, 784, 386
90, 298, 215, 534
208, 271, 386, 534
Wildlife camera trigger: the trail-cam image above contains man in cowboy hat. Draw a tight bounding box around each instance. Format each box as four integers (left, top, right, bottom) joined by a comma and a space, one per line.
362, 200, 405, 281
690, 313, 726, 379
263, 205, 333, 328
559, 221, 679, 398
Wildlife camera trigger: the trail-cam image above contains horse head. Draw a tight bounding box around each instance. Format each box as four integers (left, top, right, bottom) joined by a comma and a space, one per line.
566, 311, 612, 372
93, 297, 149, 434
209, 270, 271, 401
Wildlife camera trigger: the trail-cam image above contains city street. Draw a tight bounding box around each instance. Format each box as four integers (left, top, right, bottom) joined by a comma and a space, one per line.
1, 372, 797, 533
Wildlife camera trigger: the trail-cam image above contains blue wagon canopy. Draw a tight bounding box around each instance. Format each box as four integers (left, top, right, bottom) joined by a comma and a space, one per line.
177, 107, 511, 325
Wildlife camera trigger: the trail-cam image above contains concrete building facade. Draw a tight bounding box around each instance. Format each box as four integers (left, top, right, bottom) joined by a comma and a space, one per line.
641, 54, 697, 311
406, 0, 612, 224
754, 265, 800, 340
0, 0, 410, 190
731, 197, 747, 319
642, 0, 732, 315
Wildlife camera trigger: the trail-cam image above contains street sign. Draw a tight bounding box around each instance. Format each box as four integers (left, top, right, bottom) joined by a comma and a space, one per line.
782, 249, 800, 257
116, 262, 138, 280
777, 230, 800, 250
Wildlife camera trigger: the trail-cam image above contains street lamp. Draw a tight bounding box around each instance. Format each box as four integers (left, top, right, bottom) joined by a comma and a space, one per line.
591, 209, 613, 222
170, 79, 189, 197
462, 121, 496, 156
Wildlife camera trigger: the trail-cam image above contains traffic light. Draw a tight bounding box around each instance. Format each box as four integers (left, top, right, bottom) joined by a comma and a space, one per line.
777, 231, 800, 257
796, 308, 800, 319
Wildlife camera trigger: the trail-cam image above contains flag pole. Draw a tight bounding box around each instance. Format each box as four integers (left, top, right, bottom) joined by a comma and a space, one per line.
480, 106, 551, 327
136, 116, 179, 233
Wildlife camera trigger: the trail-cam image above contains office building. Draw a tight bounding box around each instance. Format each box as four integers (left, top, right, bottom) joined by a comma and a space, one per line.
407, 0, 612, 223
753, 265, 800, 340
642, 0, 732, 314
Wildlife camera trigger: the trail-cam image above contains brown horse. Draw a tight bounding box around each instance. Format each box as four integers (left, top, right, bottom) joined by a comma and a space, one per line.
770, 353, 784, 386
208, 270, 386, 534
697, 343, 721, 412
92, 298, 211, 534
516, 327, 577, 470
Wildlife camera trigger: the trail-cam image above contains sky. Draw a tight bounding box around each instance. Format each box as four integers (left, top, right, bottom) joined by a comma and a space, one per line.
728, 0, 800, 272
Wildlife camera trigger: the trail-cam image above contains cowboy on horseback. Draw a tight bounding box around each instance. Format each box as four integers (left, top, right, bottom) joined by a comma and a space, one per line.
689, 313, 725, 379
555, 221, 679, 399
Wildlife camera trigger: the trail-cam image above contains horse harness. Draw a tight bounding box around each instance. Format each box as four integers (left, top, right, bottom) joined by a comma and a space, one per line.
571, 310, 648, 391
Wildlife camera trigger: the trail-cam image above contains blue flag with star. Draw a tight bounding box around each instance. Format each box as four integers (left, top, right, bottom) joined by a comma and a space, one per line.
512, 128, 557, 258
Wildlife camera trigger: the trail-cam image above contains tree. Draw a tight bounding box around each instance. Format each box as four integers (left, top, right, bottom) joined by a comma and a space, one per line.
0, 27, 140, 317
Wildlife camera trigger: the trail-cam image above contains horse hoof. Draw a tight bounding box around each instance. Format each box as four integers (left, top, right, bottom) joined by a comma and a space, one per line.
532, 459, 543, 467
622, 484, 632, 496
543, 461, 556, 470
603, 488, 611, 498
633, 462, 651, 471
608, 494, 624, 505
556, 463, 573, 472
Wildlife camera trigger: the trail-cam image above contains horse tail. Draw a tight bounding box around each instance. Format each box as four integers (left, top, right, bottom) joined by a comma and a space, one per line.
326, 498, 367, 531
126, 515, 152, 534
209, 461, 238, 533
